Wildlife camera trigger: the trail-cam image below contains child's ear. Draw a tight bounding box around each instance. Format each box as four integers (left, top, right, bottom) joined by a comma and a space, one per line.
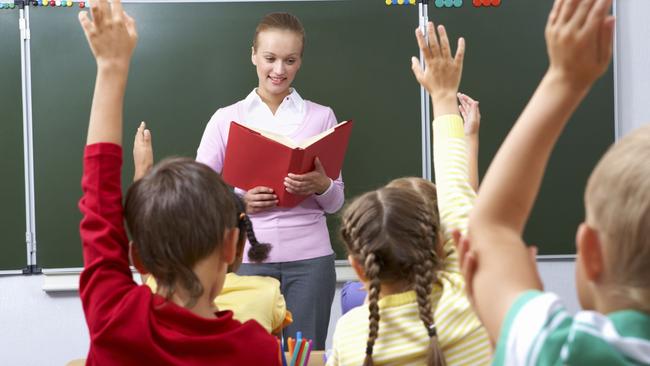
251, 46, 257, 66
128, 241, 149, 275
221, 228, 239, 265
348, 255, 367, 282
576, 223, 605, 282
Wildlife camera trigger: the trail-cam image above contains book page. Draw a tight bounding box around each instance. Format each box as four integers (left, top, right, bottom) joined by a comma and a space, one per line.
245, 120, 349, 149
246, 126, 299, 148
298, 120, 350, 149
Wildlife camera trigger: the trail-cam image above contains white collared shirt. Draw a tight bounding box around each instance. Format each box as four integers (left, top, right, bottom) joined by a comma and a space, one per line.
241, 88, 306, 136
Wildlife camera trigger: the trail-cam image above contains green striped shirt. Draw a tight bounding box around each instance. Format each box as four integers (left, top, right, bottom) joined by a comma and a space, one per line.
494, 291, 650, 365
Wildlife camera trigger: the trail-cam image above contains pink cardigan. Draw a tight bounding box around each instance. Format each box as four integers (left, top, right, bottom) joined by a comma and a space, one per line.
196, 99, 345, 263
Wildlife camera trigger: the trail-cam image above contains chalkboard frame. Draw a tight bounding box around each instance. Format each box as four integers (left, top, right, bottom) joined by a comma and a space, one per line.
0, 0, 614, 270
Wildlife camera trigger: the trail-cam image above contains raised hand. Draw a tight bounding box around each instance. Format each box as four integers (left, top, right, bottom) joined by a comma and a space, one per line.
458, 93, 481, 137
80, 0, 139, 145
78, 0, 138, 70
411, 22, 465, 117
545, 0, 615, 90
284, 157, 331, 196
458, 93, 481, 190
464, 0, 615, 345
133, 121, 153, 181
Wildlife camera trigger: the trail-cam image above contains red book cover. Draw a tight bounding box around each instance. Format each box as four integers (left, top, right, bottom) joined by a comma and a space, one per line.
222, 120, 353, 207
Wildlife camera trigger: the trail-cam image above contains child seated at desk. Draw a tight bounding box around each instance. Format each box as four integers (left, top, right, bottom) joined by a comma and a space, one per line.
77, 1, 280, 363
458, 0, 650, 364
340, 92, 482, 316
328, 21, 491, 366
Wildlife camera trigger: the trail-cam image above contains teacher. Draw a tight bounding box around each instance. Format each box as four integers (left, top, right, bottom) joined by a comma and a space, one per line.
196, 12, 343, 349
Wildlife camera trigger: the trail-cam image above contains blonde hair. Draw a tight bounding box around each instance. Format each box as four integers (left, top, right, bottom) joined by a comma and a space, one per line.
585, 124, 650, 311
253, 12, 305, 54
341, 186, 446, 366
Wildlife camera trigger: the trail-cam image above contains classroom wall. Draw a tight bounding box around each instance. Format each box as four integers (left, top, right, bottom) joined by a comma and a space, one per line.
1, 1, 648, 365
615, 0, 650, 136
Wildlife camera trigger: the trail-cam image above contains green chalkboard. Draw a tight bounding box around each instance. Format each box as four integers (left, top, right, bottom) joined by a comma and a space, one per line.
0, 11, 27, 271
2, 0, 614, 269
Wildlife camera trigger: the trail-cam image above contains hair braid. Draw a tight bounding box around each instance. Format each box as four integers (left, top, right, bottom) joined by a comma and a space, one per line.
363, 251, 382, 366
413, 219, 446, 366
229, 192, 272, 263
243, 214, 272, 262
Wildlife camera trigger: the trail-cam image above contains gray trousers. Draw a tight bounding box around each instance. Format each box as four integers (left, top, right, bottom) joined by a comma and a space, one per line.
237, 254, 336, 350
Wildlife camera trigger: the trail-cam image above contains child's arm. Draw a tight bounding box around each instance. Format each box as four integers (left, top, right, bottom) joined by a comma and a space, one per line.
412, 22, 474, 268
132, 121, 153, 284
133, 121, 153, 181
271, 287, 291, 335
458, 93, 481, 192
467, 0, 615, 343
77, 0, 139, 332
81, 0, 137, 146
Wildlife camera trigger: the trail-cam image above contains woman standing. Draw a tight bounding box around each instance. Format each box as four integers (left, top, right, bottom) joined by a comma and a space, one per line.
196, 12, 343, 349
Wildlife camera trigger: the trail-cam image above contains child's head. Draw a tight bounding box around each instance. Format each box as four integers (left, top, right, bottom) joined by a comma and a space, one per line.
340, 186, 446, 366
387, 177, 445, 258
577, 124, 650, 312
386, 177, 440, 231
124, 158, 239, 308
251, 12, 305, 97
230, 194, 271, 273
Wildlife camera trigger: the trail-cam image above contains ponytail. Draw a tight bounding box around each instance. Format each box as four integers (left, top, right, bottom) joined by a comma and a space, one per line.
232, 192, 272, 262
242, 213, 271, 262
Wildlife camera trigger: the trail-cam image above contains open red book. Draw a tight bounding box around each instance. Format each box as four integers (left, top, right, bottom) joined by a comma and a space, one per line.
222, 120, 353, 208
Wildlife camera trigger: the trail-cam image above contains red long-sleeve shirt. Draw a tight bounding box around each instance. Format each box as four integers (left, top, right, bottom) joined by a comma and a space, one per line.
79, 143, 281, 365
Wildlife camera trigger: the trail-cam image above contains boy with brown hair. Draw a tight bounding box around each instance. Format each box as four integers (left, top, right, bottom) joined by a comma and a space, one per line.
77, 0, 280, 364
133, 122, 293, 335
458, 0, 650, 364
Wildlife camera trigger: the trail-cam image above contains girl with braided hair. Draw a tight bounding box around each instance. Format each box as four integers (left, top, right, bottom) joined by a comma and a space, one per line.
134, 122, 292, 334
339, 91, 481, 317
327, 20, 490, 366
335, 187, 449, 366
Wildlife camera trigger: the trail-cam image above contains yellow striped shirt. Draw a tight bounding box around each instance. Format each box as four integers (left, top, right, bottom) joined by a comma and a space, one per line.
328, 115, 491, 366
